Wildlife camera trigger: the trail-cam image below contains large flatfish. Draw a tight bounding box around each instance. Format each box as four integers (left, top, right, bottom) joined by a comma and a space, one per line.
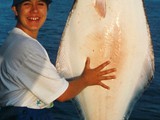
56, 0, 155, 119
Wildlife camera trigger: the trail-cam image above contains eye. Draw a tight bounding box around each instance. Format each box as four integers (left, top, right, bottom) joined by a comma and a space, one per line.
38, 2, 46, 6
22, 1, 31, 6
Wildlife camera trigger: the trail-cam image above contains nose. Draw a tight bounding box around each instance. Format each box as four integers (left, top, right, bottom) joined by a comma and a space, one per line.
31, 4, 38, 13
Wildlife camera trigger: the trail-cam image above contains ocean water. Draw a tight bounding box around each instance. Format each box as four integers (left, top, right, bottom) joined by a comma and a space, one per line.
0, 0, 160, 120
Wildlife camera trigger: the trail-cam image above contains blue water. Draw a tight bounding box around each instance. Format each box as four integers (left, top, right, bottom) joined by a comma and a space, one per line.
0, 0, 160, 119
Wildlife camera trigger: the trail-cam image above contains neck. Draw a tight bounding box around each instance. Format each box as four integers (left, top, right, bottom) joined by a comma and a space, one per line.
16, 25, 39, 39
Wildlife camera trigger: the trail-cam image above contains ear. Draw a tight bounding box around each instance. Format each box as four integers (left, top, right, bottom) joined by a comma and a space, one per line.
12, 6, 18, 16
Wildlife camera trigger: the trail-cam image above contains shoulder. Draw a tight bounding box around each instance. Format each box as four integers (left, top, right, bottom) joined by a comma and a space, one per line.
6, 30, 49, 63
9, 28, 46, 56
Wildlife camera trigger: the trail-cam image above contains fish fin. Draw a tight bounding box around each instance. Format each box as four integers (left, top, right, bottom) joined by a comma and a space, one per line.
94, 0, 106, 18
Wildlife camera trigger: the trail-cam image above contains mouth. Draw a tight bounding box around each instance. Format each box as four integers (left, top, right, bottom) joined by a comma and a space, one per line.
27, 17, 40, 21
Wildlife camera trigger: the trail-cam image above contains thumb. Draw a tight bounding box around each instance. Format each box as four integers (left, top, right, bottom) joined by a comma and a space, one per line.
99, 82, 110, 90
84, 57, 90, 69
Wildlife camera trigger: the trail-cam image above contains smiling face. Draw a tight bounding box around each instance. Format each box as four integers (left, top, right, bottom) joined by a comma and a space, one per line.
12, 0, 48, 38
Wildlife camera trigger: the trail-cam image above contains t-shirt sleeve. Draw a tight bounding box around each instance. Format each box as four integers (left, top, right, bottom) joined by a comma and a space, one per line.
16, 41, 69, 104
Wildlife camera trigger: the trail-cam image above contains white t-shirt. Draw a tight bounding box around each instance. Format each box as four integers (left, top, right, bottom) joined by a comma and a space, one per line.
0, 28, 69, 109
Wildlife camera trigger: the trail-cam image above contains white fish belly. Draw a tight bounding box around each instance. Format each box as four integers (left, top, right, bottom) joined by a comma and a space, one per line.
56, 0, 154, 120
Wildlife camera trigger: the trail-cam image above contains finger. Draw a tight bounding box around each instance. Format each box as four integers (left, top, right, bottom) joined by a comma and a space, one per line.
99, 68, 117, 76
84, 57, 90, 69
99, 82, 110, 90
99, 75, 116, 80
95, 61, 110, 71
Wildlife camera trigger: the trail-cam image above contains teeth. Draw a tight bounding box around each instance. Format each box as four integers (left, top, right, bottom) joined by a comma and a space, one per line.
28, 17, 39, 21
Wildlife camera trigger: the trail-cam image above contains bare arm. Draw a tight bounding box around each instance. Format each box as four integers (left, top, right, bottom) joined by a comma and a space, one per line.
57, 57, 116, 102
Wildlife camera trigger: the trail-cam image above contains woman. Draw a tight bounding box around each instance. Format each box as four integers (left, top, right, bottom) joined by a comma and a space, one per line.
0, 0, 116, 119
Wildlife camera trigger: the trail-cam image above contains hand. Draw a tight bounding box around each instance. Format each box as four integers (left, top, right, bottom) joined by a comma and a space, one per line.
81, 57, 116, 90
57, 57, 116, 102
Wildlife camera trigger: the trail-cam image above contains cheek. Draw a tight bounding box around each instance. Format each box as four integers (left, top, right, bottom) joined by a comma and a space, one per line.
17, 9, 27, 18
42, 10, 48, 17
41, 10, 48, 20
